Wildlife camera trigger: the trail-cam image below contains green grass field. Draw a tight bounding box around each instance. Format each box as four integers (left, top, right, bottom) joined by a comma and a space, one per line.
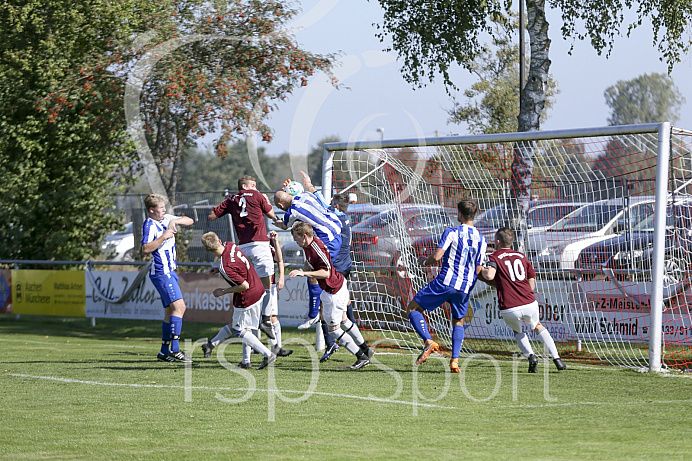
2, 315, 692, 460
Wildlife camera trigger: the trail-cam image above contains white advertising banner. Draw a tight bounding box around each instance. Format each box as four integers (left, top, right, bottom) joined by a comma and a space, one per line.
85, 269, 309, 325
86, 270, 164, 320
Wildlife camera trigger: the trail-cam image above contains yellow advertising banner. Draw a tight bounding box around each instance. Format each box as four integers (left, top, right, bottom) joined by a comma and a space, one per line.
12, 270, 85, 317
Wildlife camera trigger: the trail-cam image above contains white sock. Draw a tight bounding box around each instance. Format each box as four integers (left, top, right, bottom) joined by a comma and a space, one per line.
272, 320, 282, 348
514, 332, 534, 357
242, 342, 252, 364
341, 319, 365, 346
240, 328, 271, 358
537, 328, 559, 359
328, 327, 359, 355
261, 289, 272, 317
211, 325, 233, 347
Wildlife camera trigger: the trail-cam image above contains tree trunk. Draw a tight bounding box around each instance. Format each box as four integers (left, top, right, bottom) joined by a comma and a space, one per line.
508, 0, 551, 251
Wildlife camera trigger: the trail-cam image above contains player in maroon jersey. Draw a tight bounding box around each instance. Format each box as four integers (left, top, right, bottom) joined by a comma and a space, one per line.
479, 228, 566, 373
200, 231, 277, 370
288, 222, 374, 370
208, 175, 278, 340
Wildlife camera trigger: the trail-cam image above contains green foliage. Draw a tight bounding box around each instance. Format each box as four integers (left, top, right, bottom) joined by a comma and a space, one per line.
0, 0, 144, 260
131, 1, 337, 198
0, 0, 337, 260
375, 0, 506, 92
604, 73, 685, 126
447, 13, 559, 134
552, 0, 692, 73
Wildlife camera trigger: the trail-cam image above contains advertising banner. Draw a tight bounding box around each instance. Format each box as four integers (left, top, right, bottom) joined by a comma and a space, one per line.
12, 270, 85, 316
85, 270, 164, 320
465, 280, 574, 343
85, 270, 308, 325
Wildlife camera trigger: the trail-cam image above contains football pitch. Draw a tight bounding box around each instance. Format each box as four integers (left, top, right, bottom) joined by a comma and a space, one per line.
2, 316, 692, 460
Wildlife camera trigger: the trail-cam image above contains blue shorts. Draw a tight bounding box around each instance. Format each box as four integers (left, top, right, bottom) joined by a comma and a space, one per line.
150, 271, 183, 308
413, 278, 471, 320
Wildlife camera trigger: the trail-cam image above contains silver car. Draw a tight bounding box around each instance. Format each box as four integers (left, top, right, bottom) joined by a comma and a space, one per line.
527, 196, 655, 272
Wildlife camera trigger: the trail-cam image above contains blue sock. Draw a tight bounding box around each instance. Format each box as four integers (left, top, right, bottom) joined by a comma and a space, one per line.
346, 304, 356, 324
170, 315, 183, 352
161, 322, 171, 354
307, 282, 322, 319
322, 321, 335, 347
452, 324, 465, 359
408, 310, 432, 342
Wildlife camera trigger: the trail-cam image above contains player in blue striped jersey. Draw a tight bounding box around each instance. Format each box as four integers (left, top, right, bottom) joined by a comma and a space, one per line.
273, 189, 343, 338
141, 194, 195, 363
406, 198, 487, 373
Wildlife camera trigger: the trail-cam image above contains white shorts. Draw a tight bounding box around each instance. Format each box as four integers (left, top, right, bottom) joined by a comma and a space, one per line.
501, 300, 540, 333
239, 241, 274, 278
232, 294, 263, 332
321, 284, 350, 327
266, 285, 278, 316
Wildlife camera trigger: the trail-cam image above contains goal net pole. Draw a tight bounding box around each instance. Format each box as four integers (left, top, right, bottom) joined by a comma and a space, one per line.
649, 122, 671, 372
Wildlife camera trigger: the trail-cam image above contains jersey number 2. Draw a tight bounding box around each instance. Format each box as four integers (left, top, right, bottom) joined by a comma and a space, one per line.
238, 197, 248, 217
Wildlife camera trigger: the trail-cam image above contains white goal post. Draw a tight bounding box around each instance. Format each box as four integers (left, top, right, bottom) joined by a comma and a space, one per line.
321, 122, 692, 372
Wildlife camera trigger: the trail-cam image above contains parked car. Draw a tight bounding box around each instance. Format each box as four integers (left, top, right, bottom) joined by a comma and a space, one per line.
474, 200, 568, 245
283, 203, 457, 268
349, 204, 457, 270
346, 203, 396, 226
576, 199, 692, 283
101, 222, 135, 261
281, 203, 401, 267
526, 196, 655, 273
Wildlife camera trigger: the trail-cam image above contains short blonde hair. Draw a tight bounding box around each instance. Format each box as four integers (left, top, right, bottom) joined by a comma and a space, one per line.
144, 193, 167, 210
201, 231, 223, 252
291, 222, 314, 237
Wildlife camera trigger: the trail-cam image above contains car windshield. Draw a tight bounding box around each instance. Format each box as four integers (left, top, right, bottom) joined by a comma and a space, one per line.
633, 204, 692, 232
550, 203, 621, 232
528, 205, 582, 228
348, 210, 380, 225
476, 206, 507, 228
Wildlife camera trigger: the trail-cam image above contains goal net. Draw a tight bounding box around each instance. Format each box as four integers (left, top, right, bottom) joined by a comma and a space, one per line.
323, 123, 692, 370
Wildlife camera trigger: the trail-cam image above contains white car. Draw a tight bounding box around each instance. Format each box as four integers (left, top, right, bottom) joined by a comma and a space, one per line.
101, 222, 135, 261
527, 197, 655, 272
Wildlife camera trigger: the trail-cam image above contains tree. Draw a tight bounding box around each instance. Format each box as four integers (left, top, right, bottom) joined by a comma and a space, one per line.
447, 13, 559, 134
129, 1, 337, 201
0, 0, 148, 261
375, 0, 692, 249
604, 73, 685, 126
0, 0, 337, 260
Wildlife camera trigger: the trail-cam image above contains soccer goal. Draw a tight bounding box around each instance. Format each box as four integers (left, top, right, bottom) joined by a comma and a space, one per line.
321, 123, 692, 371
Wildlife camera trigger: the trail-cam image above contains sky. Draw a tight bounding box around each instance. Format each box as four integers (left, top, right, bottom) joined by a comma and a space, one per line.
253, 0, 692, 159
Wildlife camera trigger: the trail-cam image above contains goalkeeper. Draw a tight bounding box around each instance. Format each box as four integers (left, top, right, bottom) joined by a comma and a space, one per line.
272, 184, 343, 349
407, 198, 487, 373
